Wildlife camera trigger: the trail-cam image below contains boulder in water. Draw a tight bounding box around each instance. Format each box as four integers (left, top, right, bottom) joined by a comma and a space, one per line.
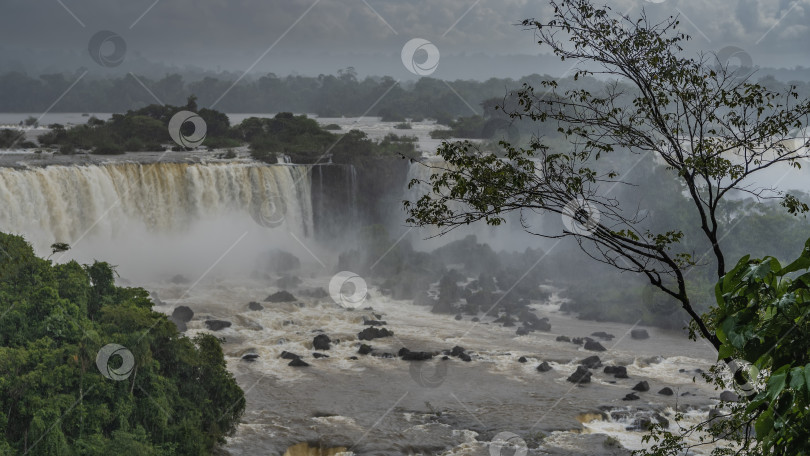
401, 351, 433, 361
312, 352, 329, 359
591, 331, 615, 340
313, 334, 331, 350
604, 365, 628, 378
537, 361, 553, 372
288, 358, 309, 367
362, 316, 387, 326
170, 274, 190, 284
571, 337, 585, 345
241, 353, 259, 362
632, 381, 650, 392
357, 344, 373, 355
630, 329, 650, 340
720, 391, 739, 402
584, 340, 607, 352
280, 351, 300, 360
248, 301, 264, 311
450, 346, 466, 358
265, 290, 296, 302
520, 311, 551, 331
623, 393, 640, 401
567, 365, 592, 384
454, 314, 463, 321
556, 335, 571, 343
518, 356, 527, 363
580, 356, 602, 369
172, 306, 194, 323
204, 320, 231, 331
658, 387, 674, 396
458, 353, 472, 362
358, 327, 394, 341
515, 327, 529, 336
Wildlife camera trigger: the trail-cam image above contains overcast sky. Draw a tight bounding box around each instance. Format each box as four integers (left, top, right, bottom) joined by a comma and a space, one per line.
1, 0, 807, 80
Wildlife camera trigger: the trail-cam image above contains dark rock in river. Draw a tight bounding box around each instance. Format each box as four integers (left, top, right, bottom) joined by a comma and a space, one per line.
265, 290, 296, 302
567, 365, 592, 384
288, 358, 309, 367
248, 301, 264, 311
459, 353, 472, 362
515, 327, 529, 336
571, 337, 585, 345
312, 352, 329, 359
471, 317, 480, 322
454, 314, 463, 321
450, 346, 466, 357
204, 320, 231, 331
580, 356, 602, 369
556, 335, 571, 343
170, 274, 189, 284
401, 351, 433, 361
518, 356, 527, 363
604, 366, 628, 378
720, 391, 739, 402
357, 344, 373, 355
241, 353, 259, 362
537, 361, 553, 372
362, 316, 386, 326
591, 331, 615, 340
172, 306, 194, 323
313, 334, 331, 350
584, 340, 607, 352
630, 329, 650, 340
358, 327, 393, 341
280, 351, 300, 360
623, 393, 640, 401
520, 310, 551, 331
658, 387, 674, 396
632, 381, 650, 392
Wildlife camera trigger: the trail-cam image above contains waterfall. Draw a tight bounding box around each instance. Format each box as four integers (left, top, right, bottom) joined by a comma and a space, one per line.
0, 162, 314, 248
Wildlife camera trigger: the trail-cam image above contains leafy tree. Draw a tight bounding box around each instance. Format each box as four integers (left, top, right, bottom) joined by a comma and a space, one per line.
0, 232, 244, 454
405, 0, 810, 453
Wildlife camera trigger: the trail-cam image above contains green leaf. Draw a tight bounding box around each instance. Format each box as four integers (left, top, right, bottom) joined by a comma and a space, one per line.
767, 371, 787, 400
805, 364, 810, 393
789, 367, 805, 391
755, 409, 774, 437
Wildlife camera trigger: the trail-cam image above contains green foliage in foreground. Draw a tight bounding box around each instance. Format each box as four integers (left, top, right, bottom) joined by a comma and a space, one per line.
642, 240, 810, 455
0, 233, 244, 455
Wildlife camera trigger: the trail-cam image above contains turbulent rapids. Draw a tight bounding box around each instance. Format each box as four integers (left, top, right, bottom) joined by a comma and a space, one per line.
0, 159, 724, 455
0, 162, 314, 247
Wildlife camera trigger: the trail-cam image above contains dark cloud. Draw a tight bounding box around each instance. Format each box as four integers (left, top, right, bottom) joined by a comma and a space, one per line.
0, 0, 807, 78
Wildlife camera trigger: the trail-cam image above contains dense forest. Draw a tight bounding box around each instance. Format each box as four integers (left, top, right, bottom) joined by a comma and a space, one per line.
4, 69, 810, 120
0, 233, 245, 454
